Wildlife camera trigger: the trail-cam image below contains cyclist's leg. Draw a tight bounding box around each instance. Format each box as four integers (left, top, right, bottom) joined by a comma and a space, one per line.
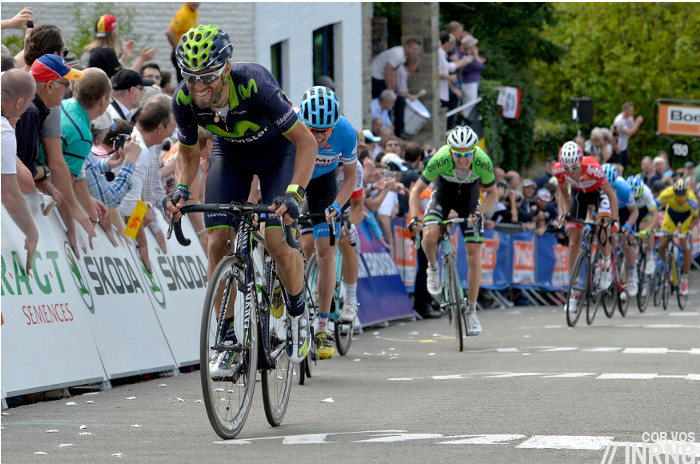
421, 180, 448, 266
657, 213, 675, 264
339, 228, 358, 313
204, 148, 253, 316
567, 190, 588, 278
679, 214, 694, 275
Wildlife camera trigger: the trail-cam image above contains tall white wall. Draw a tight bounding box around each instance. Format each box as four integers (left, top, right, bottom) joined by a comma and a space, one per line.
253, 3, 364, 131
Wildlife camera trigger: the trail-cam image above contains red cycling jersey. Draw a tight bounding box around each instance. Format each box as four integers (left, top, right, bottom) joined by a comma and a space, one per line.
552, 156, 607, 193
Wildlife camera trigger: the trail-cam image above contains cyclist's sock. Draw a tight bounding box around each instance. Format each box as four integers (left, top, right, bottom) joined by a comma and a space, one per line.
466, 301, 477, 314
286, 290, 305, 317
428, 261, 438, 270
318, 312, 330, 334
343, 282, 357, 303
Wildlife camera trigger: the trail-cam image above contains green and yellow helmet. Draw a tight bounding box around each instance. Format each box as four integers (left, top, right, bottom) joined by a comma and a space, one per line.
175, 25, 234, 72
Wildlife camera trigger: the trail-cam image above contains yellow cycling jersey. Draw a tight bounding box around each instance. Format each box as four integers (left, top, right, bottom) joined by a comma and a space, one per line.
658, 186, 699, 216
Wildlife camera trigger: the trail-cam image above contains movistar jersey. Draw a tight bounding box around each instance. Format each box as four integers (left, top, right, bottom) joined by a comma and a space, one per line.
295, 113, 357, 179
173, 62, 298, 148
420, 145, 495, 187
612, 177, 635, 209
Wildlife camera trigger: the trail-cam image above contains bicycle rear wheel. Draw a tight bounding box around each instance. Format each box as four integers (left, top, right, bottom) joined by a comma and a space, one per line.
653, 266, 663, 307
200, 255, 258, 440
445, 259, 464, 351
601, 251, 617, 318
300, 255, 320, 384
636, 254, 650, 312
566, 251, 588, 328
676, 261, 688, 310
334, 301, 354, 356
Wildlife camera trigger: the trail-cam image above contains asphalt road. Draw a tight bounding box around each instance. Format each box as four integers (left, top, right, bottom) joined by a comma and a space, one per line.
2, 283, 699, 464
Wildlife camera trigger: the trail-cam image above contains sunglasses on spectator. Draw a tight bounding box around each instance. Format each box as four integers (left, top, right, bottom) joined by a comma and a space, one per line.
452, 148, 475, 158
308, 126, 333, 136
55, 48, 69, 58
182, 66, 226, 85
53, 80, 70, 89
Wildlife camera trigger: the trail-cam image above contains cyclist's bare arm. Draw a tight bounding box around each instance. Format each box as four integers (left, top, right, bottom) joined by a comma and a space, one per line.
478, 182, 499, 216
333, 161, 357, 217
168, 143, 201, 218
408, 178, 429, 220
600, 181, 619, 222
558, 183, 570, 216
272, 122, 317, 218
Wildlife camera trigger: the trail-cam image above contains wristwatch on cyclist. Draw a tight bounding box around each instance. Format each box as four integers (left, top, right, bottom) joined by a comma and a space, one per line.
286, 184, 306, 203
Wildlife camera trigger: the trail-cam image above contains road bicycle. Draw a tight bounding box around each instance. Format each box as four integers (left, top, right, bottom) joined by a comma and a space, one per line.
596, 230, 630, 323
657, 229, 689, 310
564, 217, 607, 328
634, 229, 653, 312
170, 201, 296, 439
415, 216, 478, 352
297, 211, 357, 384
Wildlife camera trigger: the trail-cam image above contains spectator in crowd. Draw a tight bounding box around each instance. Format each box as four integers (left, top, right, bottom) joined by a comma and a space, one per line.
438, 32, 468, 113
165, 2, 199, 83
657, 150, 674, 177
370, 37, 421, 99
530, 188, 559, 236
382, 135, 402, 156
81, 14, 157, 78
487, 180, 518, 226
362, 129, 381, 160
585, 127, 612, 165
494, 166, 506, 185
505, 170, 521, 191
535, 157, 556, 190
84, 114, 141, 246
159, 70, 174, 95
371, 89, 396, 132
459, 34, 486, 111
18, 23, 97, 257
1, 7, 34, 31
640, 155, 657, 186
108, 69, 154, 122
315, 75, 335, 90
118, 98, 176, 274
62, 69, 113, 236
1, 69, 39, 273
394, 55, 420, 138
573, 133, 591, 157
139, 61, 162, 89
683, 161, 695, 180
695, 163, 700, 185
611, 102, 644, 171
519, 178, 537, 223
446, 21, 465, 128
2, 51, 17, 71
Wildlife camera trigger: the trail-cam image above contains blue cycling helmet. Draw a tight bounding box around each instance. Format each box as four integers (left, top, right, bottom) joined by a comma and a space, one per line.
299, 86, 340, 130
602, 163, 618, 185
626, 174, 645, 198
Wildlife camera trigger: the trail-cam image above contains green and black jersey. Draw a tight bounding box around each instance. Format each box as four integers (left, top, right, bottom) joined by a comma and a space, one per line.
420, 145, 495, 188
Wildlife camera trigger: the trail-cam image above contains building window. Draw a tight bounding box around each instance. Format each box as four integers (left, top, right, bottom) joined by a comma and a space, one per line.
270, 41, 283, 87
313, 25, 334, 84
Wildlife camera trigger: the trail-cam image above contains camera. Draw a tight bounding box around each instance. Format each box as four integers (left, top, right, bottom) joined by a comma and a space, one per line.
114, 134, 130, 150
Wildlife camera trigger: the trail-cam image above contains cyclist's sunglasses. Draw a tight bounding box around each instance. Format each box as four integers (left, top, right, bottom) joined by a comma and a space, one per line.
452, 148, 475, 158
182, 66, 226, 85
308, 126, 333, 136
563, 164, 581, 172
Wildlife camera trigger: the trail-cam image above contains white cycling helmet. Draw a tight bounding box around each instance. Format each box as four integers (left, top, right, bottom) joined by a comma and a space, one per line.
447, 125, 479, 149
559, 141, 583, 168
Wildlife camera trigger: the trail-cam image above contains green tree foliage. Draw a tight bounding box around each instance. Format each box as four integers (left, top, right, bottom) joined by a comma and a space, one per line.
532, 3, 700, 171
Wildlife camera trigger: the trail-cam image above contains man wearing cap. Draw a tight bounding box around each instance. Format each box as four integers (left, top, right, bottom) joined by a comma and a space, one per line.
532, 188, 559, 236
683, 161, 695, 180
519, 178, 537, 222
15, 54, 83, 206
108, 69, 154, 123
2, 69, 39, 274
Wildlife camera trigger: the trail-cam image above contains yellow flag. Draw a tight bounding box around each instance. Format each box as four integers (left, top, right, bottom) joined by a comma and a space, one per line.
124, 200, 148, 239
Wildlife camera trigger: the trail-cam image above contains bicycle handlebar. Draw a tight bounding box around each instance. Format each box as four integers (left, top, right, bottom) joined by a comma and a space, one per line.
168, 202, 297, 247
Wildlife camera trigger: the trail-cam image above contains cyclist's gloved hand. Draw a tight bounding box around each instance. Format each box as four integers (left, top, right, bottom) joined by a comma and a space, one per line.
325, 201, 341, 218
408, 217, 419, 233
622, 222, 634, 235
162, 184, 190, 215
611, 220, 620, 234
273, 193, 301, 221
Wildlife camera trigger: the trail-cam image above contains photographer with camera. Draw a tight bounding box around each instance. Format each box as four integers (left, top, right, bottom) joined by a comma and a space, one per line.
610, 102, 643, 171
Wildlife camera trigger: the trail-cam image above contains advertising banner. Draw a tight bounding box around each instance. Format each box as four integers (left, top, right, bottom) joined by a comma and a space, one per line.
1, 194, 107, 396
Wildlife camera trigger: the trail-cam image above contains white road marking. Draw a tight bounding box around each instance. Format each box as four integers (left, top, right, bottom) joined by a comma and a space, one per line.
438, 434, 527, 445
622, 347, 668, 354
596, 373, 657, 380
353, 433, 444, 443
517, 435, 614, 450
582, 347, 622, 352
542, 373, 596, 378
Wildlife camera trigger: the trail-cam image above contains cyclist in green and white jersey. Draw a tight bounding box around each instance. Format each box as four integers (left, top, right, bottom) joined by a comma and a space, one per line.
408, 126, 498, 335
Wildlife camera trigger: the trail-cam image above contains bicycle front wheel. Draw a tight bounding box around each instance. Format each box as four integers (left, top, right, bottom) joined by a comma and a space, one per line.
200, 255, 258, 440
446, 259, 464, 351
636, 254, 650, 312
566, 251, 588, 328
662, 256, 671, 311
616, 250, 628, 317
